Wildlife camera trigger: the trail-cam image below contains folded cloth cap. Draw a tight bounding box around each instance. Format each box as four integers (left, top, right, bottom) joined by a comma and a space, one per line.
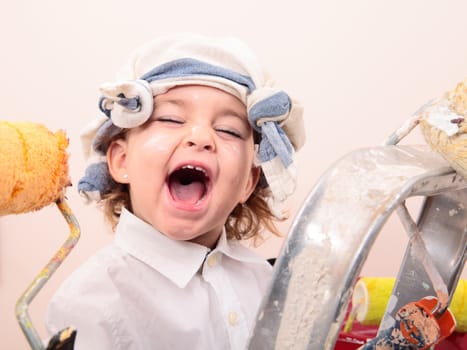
79, 33, 305, 217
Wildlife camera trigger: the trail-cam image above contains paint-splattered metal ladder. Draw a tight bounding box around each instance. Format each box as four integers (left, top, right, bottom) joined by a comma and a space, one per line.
247, 145, 467, 350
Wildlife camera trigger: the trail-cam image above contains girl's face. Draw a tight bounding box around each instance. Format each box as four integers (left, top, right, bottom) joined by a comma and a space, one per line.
107, 85, 259, 248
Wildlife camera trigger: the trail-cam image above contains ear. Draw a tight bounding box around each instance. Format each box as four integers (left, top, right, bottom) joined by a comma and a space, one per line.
239, 166, 261, 203
107, 139, 130, 184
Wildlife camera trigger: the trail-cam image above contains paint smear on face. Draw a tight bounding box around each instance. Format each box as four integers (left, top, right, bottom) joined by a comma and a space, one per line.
141, 133, 174, 154
221, 142, 241, 155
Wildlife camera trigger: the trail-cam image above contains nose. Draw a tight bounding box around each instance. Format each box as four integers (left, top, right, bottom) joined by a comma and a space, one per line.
184, 125, 215, 152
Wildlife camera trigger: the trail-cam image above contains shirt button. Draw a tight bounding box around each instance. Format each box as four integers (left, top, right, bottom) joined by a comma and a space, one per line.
207, 254, 217, 267
228, 311, 238, 326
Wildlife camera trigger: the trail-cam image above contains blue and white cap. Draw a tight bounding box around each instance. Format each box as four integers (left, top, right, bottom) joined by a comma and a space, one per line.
79, 33, 305, 216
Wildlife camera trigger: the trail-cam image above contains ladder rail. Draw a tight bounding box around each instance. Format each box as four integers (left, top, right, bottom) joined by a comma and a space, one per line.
247, 145, 467, 350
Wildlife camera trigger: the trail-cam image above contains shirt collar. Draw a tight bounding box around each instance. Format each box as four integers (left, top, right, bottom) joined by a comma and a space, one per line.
114, 208, 268, 288
114, 208, 209, 288
213, 227, 270, 265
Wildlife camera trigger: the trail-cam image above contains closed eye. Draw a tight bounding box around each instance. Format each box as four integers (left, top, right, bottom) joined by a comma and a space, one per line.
216, 128, 242, 138
156, 117, 184, 124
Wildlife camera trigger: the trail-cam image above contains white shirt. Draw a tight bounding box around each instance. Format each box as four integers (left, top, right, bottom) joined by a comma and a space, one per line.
45, 209, 272, 350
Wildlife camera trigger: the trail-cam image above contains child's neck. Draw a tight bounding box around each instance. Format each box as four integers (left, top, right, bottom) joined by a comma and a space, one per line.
189, 230, 222, 249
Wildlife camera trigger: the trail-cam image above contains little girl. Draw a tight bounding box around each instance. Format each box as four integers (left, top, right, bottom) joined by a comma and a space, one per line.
46, 33, 305, 349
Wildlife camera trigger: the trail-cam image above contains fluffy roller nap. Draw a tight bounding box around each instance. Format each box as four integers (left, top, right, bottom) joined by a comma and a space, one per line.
419, 79, 467, 179
0, 121, 70, 215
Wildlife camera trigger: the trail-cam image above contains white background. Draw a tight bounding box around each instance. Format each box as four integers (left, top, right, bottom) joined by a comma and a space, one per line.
1, 1, 466, 348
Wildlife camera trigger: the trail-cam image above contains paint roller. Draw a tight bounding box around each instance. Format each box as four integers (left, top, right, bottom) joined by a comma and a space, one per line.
0, 121, 80, 350
349, 277, 466, 333
385, 79, 467, 318
375, 80, 467, 348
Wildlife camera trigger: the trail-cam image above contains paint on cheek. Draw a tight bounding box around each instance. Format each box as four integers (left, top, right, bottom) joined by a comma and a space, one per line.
222, 143, 241, 155
143, 134, 174, 153
223, 144, 257, 169
220, 145, 255, 188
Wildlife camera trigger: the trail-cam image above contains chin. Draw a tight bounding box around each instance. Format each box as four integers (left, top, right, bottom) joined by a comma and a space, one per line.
162, 225, 204, 241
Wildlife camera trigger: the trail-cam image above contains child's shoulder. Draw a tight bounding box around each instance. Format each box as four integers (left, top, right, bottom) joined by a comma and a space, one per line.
54, 243, 126, 296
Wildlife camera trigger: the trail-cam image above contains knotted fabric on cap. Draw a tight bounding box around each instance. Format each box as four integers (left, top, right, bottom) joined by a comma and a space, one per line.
78, 33, 305, 216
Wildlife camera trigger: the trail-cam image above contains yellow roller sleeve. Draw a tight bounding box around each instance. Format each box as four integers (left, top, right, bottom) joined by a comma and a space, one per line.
352, 277, 467, 332
0, 121, 69, 216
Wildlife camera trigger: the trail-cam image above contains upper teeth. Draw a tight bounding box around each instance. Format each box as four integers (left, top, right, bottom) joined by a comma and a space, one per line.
182, 165, 207, 176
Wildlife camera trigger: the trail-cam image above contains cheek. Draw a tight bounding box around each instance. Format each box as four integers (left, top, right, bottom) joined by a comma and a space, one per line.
220, 143, 256, 181
221, 143, 240, 155
126, 133, 176, 177
221, 137, 256, 158
136, 133, 175, 155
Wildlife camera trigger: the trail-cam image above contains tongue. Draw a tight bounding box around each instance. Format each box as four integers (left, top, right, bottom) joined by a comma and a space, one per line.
170, 180, 205, 204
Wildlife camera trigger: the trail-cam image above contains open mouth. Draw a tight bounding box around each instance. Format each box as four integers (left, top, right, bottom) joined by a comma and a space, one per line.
168, 165, 210, 205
